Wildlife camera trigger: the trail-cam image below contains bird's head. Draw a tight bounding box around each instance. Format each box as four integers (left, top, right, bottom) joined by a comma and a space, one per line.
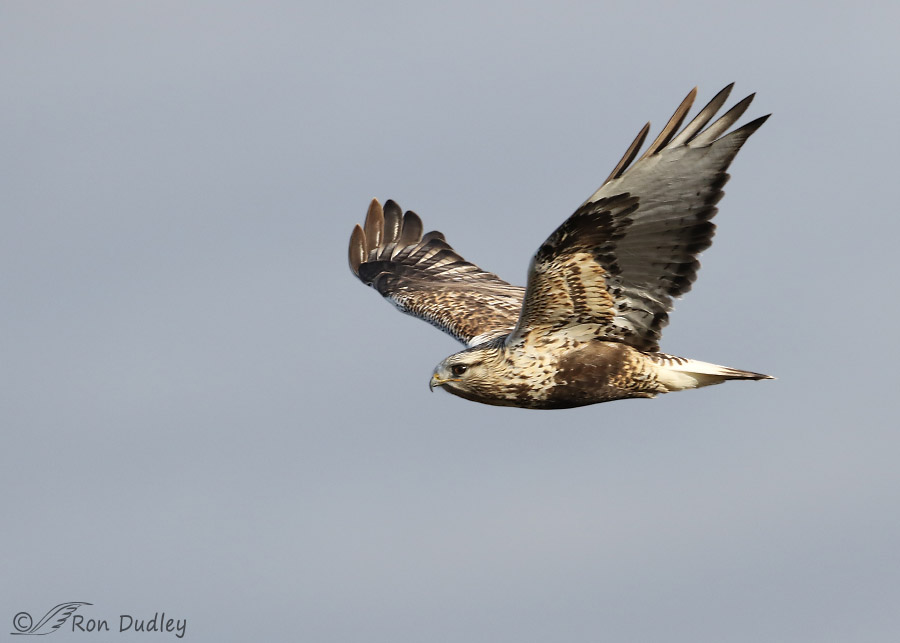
430, 343, 503, 402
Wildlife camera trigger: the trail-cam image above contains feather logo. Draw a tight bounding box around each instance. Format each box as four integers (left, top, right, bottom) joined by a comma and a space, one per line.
11, 603, 92, 635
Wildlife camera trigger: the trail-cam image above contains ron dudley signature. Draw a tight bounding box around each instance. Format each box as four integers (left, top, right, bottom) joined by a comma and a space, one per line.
12, 603, 187, 638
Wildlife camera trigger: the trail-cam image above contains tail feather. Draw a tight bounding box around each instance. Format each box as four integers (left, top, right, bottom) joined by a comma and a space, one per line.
649, 353, 774, 392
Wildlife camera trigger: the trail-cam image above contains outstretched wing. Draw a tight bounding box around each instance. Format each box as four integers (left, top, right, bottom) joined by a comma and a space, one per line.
349, 199, 524, 346
511, 85, 768, 351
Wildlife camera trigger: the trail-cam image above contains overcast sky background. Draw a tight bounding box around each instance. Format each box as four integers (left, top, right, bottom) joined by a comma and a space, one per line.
2, 2, 899, 641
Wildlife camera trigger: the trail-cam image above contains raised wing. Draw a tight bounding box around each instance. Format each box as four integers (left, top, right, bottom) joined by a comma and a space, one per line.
349, 199, 524, 346
511, 85, 768, 351
512, 193, 640, 340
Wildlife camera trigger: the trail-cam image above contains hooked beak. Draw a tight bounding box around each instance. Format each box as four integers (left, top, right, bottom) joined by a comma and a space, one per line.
429, 374, 459, 392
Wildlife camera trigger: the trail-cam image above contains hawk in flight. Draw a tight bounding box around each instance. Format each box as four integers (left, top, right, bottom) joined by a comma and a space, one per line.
348, 85, 773, 409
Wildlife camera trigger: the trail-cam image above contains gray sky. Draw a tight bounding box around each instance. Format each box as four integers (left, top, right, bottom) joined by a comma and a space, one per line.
2, 1, 899, 641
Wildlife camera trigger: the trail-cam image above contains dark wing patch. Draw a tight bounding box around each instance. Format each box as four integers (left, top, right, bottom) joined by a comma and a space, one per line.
511, 194, 640, 337
349, 199, 525, 346
514, 85, 768, 350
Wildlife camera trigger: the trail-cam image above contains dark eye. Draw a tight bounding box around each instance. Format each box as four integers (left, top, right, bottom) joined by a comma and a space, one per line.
451, 364, 468, 377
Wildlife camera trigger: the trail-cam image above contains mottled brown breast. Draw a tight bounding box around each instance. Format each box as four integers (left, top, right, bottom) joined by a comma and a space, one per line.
545, 340, 663, 408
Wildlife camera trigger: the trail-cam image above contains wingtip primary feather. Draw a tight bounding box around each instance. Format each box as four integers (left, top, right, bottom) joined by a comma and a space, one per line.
603, 122, 651, 185
349, 224, 366, 274
733, 113, 771, 136
364, 198, 385, 254
670, 83, 735, 147
712, 113, 771, 151
637, 86, 698, 161
382, 199, 402, 245
398, 210, 424, 247
690, 92, 758, 146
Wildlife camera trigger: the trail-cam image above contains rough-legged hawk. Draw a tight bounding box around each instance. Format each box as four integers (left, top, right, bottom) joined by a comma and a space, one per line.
348, 85, 773, 409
